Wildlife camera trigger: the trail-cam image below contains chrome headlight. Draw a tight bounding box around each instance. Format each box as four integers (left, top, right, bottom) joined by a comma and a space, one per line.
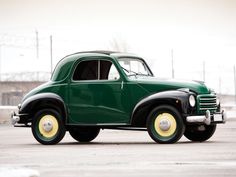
189, 95, 196, 107
18, 104, 21, 109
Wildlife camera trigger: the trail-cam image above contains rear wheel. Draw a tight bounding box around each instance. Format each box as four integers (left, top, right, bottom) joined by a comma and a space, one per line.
32, 109, 66, 145
147, 105, 185, 144
69, 127, 100, 142
184, 124, 216, 142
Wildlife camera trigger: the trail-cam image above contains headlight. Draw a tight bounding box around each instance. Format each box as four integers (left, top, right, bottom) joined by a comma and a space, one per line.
189, 95, 196, 107
18, 104, 21, 109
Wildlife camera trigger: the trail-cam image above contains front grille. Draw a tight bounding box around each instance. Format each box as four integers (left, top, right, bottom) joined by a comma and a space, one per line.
197, 94, 217, 113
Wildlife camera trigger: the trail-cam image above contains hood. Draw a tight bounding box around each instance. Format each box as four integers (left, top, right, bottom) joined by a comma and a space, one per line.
133, 77, 210, 94
22, 82, 52, 102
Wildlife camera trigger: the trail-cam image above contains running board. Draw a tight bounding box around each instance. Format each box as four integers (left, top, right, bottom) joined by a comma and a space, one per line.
103, 127, 147, 131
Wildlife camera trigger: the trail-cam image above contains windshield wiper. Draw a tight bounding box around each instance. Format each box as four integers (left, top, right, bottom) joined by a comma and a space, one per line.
121, 67, 138, 76
121, 66, 151, 77
136, 73, 151, 76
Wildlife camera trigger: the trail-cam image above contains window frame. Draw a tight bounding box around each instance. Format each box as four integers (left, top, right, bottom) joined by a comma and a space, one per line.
118, 57, 153, 77
71, 58, 121, 83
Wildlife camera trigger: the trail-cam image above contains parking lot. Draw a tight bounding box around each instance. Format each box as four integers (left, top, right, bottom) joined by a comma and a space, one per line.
0, 118, 236, 177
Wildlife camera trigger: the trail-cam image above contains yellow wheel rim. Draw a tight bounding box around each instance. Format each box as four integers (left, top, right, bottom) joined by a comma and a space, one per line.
38, 115, 59, 138
154, 113, 177, 137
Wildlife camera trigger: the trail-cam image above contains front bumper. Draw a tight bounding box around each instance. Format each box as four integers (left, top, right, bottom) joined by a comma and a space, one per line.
11, 112, 20, 125
186, 110, 226, 125
11, 112, 28, 125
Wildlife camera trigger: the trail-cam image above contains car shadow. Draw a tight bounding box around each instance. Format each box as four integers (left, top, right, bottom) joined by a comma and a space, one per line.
27, 140, 219, 146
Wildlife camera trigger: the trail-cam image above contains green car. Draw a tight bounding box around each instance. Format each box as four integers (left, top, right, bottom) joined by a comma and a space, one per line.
11, 51, 226, 145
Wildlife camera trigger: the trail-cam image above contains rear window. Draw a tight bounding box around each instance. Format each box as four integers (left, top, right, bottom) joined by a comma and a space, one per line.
73, 60, 98, 80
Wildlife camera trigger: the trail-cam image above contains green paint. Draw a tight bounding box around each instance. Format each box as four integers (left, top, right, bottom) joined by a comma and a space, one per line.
22, 52, 217, 125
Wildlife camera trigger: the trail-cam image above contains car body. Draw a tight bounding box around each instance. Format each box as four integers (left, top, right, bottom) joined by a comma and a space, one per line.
11, 51, 226, 144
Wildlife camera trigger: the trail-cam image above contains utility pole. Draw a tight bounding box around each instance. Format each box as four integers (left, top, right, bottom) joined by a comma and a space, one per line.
171, 48, 174, 79
203, 61, 206, 82
234, 65, 236, 103
0, 45, 1, 81
36, 30, 39, 59
50, 35, 53, 74
219, 76, 221, 96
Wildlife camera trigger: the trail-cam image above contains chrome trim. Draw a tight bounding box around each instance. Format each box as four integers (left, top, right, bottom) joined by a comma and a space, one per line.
18, 104, 22, 109
222, 110, 227, 123
11, 112, 28, 125
199, 107, 217, 110
200, 103, 217, 106
186, 110, 211, 125
11, 112, 20, 125
186, 110, 226, 125
189, 95, 196, 107
200, 98, 216, 101
198, 94, 217, 111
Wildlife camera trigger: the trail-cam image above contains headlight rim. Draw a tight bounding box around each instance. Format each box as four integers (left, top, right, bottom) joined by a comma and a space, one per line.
189, 95, 196, 107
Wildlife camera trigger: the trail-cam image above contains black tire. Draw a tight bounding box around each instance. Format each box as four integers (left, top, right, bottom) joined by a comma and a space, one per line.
32, 109, 66, 145
184, 124, 217, 142
147, 105, 185, 144
69, 127, 100, 142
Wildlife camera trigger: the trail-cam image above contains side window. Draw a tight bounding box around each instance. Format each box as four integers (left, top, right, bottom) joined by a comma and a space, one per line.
100, 60, 120, 80
73, 60, 98, 80
108, 64, 120, 80
73, 59, 120, 81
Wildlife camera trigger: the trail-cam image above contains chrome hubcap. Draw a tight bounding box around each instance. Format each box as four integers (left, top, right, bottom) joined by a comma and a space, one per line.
42, 120, 53, 132
159, 118, 171, 131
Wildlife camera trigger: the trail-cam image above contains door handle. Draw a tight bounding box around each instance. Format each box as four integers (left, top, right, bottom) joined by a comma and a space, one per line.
121, 81, 124, 90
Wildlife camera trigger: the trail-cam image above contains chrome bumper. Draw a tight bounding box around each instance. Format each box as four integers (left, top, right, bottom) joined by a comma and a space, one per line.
186, 110, 226, 125
11, 112, 20, 125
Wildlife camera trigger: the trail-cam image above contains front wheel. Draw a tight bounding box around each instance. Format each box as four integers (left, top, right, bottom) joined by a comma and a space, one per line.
184, 124, 217, 142
69, 127, 100, 142
147, 105, 185, 144
32, 109, 66, 145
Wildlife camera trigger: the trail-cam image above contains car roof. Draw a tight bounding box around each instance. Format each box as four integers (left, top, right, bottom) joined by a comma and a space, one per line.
52, 50, 153, 81
72, 50, 118, 55
65, 50, 140, 59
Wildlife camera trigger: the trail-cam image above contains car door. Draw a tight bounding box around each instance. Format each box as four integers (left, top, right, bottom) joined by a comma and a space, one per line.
68, 57, 131, 125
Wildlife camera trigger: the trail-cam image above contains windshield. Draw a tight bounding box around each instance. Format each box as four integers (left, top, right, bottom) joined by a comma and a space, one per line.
118, 58, 152, 77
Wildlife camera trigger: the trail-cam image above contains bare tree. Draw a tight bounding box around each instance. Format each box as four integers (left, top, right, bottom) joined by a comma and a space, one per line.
109, 37, 130, 53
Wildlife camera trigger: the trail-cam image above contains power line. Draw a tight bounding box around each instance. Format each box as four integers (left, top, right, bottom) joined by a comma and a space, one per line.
0, 43, 35, 49
0, 33, 35, 41
50, 35, 53, 74
203, 61, 206, 82
234, 65, 236, 103
171, 48, 174, 79
0, 45, 2, 81
0, 33, 48, 49
35, 30, 39, 59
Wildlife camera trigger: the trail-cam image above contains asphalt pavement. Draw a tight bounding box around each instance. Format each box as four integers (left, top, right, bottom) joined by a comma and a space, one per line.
0, 119, 236, 177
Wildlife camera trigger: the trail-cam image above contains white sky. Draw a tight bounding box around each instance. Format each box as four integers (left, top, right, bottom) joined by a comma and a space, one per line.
0, 0, 236, 94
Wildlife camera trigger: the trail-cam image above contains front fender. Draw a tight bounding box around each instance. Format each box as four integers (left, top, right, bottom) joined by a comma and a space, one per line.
131, 90, 194, 126
19, 93, 67, 123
